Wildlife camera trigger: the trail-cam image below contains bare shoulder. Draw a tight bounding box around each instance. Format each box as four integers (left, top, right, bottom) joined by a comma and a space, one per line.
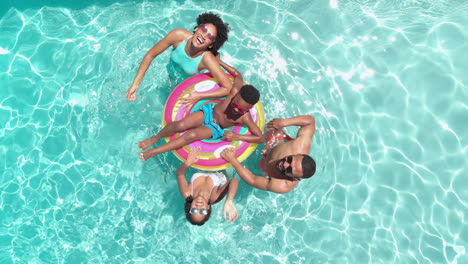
200, 51, 218, 68
290, 137, 311, 155
202, 50, 216, 59
166, 28, 192, 43
240, 112, 254, 124
169, 28, 192, 37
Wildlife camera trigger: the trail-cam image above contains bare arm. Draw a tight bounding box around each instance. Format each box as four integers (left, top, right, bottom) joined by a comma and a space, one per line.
220, 148, 268, 190
176, 147, 201, 198
220, 149, 289, 193
126, 29, 188, 101
222, 178, 239, 222
225, 178, 239, 201
211, 178, 239, 204
185, 59, 242, 102
202, 54, 235, 95
218, 60, 244, 95
267, 115, 316, 152
211, 178, 240, 223
224, 115, 264, 143
176, 163, 191, 198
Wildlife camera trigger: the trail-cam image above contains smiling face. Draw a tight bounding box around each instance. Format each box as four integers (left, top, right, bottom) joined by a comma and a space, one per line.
276, 155, 305, 178
192, 23, 217, 49
189, 196, 210, 223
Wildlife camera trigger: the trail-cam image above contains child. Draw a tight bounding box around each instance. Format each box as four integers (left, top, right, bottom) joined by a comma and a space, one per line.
138, 62, 264, 161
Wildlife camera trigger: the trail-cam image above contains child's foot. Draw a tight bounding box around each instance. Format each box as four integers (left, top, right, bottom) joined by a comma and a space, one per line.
138, 136, 158, 150
139, 151, 151, 162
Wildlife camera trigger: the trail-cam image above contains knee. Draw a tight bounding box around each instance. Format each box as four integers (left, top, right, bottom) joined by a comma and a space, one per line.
172, 121, 187, 132
183, 130, 201, 142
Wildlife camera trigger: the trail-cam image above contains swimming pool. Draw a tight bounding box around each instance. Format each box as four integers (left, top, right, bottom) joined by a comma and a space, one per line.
1, 0, 467, 263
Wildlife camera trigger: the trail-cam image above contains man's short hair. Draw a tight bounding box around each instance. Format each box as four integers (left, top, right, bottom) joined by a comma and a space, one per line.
301, 155, 316, 178
196, 12, 230, 56
239, 85, 260, 105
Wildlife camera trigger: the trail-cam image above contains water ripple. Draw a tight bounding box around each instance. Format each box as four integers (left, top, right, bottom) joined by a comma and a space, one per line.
1, 0, 467, 263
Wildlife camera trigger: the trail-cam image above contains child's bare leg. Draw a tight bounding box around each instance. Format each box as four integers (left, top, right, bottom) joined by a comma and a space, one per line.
140, 126, 213, 161
138, 111, 205, 151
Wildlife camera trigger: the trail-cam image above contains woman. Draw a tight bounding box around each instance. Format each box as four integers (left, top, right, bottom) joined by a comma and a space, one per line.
126, 12, 233, 101
176, 147, 239, 226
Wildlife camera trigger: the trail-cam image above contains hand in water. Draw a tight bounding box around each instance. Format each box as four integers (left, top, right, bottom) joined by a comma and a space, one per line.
126, 86, 138, 101
223, 200, 239, 223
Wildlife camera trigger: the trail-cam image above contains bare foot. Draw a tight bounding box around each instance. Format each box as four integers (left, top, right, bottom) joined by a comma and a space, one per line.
138, 136, 158, 150
139, 152, 149, 162
140, 149, 159, 162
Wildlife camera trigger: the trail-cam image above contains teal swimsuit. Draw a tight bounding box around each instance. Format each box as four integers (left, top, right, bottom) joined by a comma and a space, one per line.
166, 37, 205, 84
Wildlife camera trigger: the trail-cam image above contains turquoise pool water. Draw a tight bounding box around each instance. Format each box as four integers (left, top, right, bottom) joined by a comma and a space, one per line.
1, 0, 468, 263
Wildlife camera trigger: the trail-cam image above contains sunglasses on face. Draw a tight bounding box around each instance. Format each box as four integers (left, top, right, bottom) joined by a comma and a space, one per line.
282, 156, 293, 175
198, 24, 215, 43
230, 97, 249, 115
189, 208, 208, 215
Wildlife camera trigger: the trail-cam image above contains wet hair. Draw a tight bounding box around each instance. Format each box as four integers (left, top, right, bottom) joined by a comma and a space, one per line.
239, 85, 260, 105
301, 155, 316, 179
195, 12, 230, 56
184, 195, 212, 226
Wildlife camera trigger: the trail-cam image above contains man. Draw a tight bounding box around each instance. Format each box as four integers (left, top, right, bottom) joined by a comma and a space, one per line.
221, 115, 316, 193
138, 62, 264, 161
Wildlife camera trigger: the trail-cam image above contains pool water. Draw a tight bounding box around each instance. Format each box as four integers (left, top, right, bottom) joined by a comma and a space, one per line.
1, 0, 467, 263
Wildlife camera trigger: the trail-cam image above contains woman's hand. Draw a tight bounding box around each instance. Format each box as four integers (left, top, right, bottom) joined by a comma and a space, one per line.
179, 92, 201, 109
185, 147, 200, 166
223, 199, 239, 223
126, 86, 138, 101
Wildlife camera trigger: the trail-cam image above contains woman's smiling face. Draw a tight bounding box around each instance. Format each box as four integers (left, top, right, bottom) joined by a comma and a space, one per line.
192, 23, 217, 49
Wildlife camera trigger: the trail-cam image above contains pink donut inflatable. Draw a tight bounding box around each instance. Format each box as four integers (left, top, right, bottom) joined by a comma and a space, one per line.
162, 73, 265, 171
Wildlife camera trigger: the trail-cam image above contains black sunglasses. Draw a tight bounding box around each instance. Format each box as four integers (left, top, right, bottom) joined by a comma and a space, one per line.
282, 156, 293, 174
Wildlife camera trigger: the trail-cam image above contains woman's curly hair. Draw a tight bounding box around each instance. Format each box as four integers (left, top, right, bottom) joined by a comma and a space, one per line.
195, 12, 230, 56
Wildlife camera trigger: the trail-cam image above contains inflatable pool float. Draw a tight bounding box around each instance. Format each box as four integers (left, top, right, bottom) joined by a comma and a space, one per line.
162, 73, 265, 171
